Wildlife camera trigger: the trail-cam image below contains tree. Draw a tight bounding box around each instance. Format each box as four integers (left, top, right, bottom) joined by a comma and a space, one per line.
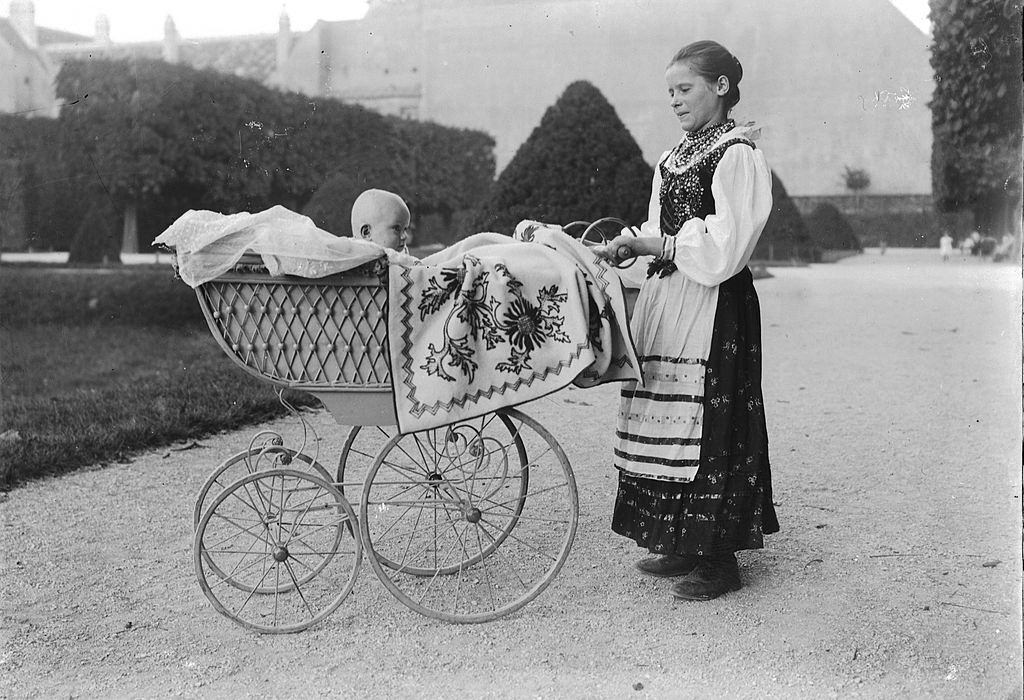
474, 81, 653, 234
929, 0, 1023, 239
0, 114, 87, 251
56, 59, 412, 249
389, 117, 495, 230
841, 166, 870, 211
302, 120, 495, 240
67, 191, 121, 264
807, 202, 862, 251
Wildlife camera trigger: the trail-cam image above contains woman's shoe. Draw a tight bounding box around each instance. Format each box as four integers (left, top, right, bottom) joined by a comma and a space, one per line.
670, 554, 742, 600
635, 553, 700, 578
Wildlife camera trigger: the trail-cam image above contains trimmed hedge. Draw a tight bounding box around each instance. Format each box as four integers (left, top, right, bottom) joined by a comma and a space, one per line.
0, 265, 203, 329
753, 172, 816, 261
473, 81, 653, 234
806, 203, 862, 251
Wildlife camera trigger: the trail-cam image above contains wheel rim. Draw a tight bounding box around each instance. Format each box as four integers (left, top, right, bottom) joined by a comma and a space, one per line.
194, 445, 331, 531
363, 414, 528, 576
194, 468, 362, 634
360, 408, 577, 623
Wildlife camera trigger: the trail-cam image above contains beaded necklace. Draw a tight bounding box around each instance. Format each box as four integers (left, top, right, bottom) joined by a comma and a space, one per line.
663, 118, 736, 175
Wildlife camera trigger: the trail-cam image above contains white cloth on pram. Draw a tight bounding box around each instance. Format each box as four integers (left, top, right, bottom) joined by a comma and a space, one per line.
153, 205, 417, 287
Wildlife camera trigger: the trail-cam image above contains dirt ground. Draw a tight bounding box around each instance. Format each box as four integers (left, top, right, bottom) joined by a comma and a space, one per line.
2, 248, 1021, 699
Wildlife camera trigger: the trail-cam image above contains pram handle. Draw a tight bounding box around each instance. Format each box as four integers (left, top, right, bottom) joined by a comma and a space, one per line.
578, 217, 637, 269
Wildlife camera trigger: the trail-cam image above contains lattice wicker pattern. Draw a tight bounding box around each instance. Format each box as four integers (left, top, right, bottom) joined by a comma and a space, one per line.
198, 271, 390, 388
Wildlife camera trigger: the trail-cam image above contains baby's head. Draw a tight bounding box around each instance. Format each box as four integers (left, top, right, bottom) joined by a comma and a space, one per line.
350, 189, 411, 250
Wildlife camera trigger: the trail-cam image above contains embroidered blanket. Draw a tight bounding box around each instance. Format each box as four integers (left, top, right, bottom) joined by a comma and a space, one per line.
387, 222, 640, 434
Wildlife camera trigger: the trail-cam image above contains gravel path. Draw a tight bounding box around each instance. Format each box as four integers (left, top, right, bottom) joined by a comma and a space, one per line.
2, 249, 1021, 699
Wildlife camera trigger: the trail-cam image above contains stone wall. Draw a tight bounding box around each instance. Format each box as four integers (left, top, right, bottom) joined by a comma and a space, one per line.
792, 194, 934, 216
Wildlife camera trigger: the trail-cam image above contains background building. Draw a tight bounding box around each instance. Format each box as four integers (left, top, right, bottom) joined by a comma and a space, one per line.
277, 0, 934, 204
2, 0, 934, 205
0, 0, 61, 117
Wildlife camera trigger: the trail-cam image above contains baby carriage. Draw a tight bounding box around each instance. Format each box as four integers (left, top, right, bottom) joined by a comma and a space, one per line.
186, 218, 635, 633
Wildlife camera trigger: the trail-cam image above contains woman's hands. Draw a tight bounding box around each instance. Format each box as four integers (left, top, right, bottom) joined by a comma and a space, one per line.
596, 229, 661, 263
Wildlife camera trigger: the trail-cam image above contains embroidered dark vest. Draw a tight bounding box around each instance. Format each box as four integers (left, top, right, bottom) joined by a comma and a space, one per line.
658, 137, 756, 237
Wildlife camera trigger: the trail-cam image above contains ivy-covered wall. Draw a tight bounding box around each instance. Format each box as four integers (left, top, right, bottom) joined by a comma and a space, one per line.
929, 0, 1023, 237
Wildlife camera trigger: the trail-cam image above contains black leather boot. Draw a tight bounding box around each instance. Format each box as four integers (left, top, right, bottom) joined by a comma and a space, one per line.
635, 553, 700, 578
670, 553, 741, 600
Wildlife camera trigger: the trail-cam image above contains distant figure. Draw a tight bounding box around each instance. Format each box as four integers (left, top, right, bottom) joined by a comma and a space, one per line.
993, 232, 1017, 262
969, 230, 982, 256
350, 189, 411, 251
939, 232, 954, 261
879, 238, 887, 255
960, 234, 974, 258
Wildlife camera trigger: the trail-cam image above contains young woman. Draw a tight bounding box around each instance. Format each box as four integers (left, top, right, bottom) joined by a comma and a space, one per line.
599, 40, 778, 601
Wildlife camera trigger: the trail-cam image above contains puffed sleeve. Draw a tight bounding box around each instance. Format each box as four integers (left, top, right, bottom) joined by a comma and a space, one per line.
667, 144, 772, 287
634, 152, 669, 238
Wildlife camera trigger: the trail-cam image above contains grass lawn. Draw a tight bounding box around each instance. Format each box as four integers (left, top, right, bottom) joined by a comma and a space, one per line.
0, 265, 314, 490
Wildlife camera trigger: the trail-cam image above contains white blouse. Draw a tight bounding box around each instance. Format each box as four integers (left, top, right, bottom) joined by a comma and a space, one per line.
636, 132, 773, 287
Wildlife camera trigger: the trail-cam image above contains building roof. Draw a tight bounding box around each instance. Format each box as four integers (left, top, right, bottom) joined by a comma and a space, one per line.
36, 26, 90, 45
0, 17, 48, 71
181, 35, 282, 81
44, 33, 290, 83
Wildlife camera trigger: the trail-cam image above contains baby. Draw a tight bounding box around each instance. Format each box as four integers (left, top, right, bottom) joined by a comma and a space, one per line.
350, 188, 411, 251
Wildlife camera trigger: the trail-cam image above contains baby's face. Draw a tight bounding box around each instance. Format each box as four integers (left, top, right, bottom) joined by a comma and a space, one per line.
364, 201, 411, 250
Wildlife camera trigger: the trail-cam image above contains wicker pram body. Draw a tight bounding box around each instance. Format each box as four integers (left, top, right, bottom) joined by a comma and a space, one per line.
195, 255, 397, 426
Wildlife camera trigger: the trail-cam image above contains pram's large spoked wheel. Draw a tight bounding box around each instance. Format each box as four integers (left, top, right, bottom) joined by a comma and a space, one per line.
194, 468, 362, 633
360, 408, 578, 623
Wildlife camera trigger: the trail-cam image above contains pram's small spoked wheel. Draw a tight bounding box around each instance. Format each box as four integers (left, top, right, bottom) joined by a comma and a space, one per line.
360, 408, 578, 623
193, 443, 332, 530
194, 468, 361, 634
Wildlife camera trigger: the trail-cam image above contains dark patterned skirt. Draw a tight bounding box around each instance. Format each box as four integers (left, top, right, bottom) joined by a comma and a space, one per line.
611, 268, 779, 555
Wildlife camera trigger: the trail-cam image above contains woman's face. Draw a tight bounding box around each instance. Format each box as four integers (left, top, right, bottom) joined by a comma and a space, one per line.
665, 61, 728, 133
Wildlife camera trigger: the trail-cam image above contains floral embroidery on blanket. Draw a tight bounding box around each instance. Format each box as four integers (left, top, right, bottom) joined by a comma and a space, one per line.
417, 255, 571, 382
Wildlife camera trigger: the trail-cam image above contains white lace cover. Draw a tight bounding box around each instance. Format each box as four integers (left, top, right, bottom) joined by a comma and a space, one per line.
153, 205, 417, 287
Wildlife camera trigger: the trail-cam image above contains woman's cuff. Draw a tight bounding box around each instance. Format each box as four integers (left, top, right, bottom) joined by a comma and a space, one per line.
658, 235, 677, 263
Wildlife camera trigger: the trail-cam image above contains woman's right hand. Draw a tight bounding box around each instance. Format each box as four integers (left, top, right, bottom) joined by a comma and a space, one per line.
599, 231, 656, 262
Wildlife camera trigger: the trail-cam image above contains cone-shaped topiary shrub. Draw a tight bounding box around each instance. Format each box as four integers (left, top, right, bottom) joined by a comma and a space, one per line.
807, 202, 862, 251
753, 172, 816, 261
474, 81, 654, 234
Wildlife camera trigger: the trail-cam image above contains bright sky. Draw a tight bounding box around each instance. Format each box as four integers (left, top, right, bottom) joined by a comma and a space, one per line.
29, 1, 370, 42
22, 0, 930, 42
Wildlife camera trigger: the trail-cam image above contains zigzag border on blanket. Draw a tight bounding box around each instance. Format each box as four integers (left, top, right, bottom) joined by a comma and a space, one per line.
578, 352, 634, 381
395, 264, 594, 418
